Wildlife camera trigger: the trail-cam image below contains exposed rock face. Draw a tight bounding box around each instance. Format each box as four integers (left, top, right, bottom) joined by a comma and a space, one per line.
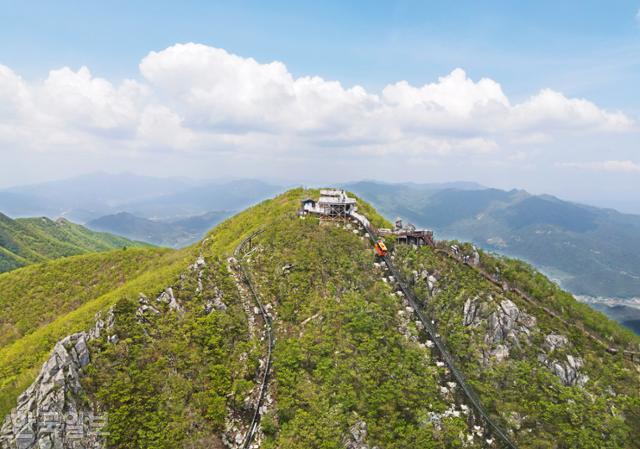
413, 269, 439, 296
544, 334, 568, 352
539, 333, 589, 387
204, 286, 227, 315
463, 297, 482, 326
545, 356, 589, 387
486, 299, 536, 345
463, 297, 537, 365
137, 293, 160, 322
491, 344, 510, 363
2, 251, 226, 449
468, 247, 480, 266
157, 287, 183, 314
0, 333, 105, 449
343, 420, 378, 449
453, 245, 480, 266
88, 310, 114, 341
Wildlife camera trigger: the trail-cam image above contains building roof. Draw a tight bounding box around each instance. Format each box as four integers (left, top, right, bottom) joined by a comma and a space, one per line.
319, 189, 344, 196
318, 195, 356, 205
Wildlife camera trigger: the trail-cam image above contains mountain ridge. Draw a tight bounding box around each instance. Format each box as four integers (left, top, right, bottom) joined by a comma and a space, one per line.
0, 212, 150, 273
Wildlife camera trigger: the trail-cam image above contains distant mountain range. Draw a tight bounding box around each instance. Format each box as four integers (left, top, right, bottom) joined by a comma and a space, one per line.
0, 212, 149, 273
0, 172, 195, 222
120, 179, 285, 219
0, 173, 283, 222
86, 211, 231, 248
0, 174, 286, 249
345, 181, 640, 298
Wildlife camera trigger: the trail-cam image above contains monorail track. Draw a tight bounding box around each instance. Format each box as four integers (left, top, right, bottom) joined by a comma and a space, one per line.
352, 214, 519, 449
233, 230, 273, 449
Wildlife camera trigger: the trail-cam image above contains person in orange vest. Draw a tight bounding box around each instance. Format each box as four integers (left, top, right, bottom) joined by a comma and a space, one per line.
374, 239, 388, 257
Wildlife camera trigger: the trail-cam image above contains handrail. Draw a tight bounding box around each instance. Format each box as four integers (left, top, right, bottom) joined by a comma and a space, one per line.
233, 230, 273, 449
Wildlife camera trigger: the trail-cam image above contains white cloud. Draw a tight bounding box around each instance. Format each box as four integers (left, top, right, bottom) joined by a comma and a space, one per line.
40, 66, 145, 136
382, 68, 509, 116
0, 43, 635, 164
558, 160, 640, 174
511, 89, 633, 132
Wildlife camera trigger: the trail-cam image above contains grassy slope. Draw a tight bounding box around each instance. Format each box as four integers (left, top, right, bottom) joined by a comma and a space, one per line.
0, 189, 307, 420
83, 188, 444, 449
0, 248, 171, 348
0, 213, 150, 273
0, 247, 188, 416
81, 189, 316, 448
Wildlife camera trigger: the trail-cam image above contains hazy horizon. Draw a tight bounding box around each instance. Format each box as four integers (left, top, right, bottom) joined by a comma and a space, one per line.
1, 170, 639, 216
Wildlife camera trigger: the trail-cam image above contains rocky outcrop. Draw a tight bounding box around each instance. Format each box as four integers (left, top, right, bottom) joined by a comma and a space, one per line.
343, 420, 378, 449
544, 355, 589, 387
204, 286, 227, 315
1, 251, 230, 449
1, 309, 116, 449
413, 269, 440, 296
466, 246, 481, 266
0, 333, 105, 449
538, 333, 589, 387
463, 297, 482, 326
544, 333, 568, 352
463, 297, 537, 365
156, 287, 183, 314
137, 293, 160, 322
486, 299, 536, 345
451, 245, 480, 266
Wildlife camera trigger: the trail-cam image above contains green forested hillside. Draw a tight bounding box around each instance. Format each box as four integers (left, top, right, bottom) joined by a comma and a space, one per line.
0, 212, 150, 273
395, 242, 640, 446
1, 189, 639, 448
0, 247, 187, 416
0, 248, 173, 348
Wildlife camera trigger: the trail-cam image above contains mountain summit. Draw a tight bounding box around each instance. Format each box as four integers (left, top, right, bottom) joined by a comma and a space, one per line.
1, 189, 638, 449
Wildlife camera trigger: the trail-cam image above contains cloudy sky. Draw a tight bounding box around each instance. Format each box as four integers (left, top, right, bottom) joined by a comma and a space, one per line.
1, 1, 639, 210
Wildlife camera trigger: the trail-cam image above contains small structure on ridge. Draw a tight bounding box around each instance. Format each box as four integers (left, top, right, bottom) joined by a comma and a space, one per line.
381, 217, 435, 247
301, 189, 357, 218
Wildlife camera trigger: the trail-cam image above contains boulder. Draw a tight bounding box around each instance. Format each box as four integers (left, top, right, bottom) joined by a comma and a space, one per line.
157, 287, 183, 314
544, 334, 568, 352
463, 297, 480, 326
539, 334, 589, 387
344, 419, 378, 449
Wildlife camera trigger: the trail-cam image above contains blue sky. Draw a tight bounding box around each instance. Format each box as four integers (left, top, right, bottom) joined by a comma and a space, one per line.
3, 1, 639, 109
1, 1, 639, 211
